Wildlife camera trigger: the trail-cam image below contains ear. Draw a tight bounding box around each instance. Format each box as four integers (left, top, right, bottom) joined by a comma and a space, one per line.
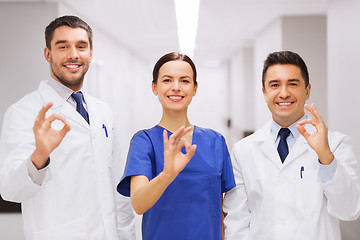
152, 82, 158, 96
262, 87, 267, 102
193, 84, 198, 96
89, 48, 93, 62
305, 83, 311, 100
44, 47, 51, 63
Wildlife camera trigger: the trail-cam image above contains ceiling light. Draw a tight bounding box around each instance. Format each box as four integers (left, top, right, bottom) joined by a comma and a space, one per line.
174, 0, 200, 58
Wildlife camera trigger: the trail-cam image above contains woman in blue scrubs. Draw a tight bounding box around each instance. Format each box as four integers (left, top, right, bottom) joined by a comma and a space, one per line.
117, 52, 235, 240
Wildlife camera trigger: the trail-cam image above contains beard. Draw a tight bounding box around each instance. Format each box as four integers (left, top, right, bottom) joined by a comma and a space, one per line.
51, 68, 85, 89
50, 58, 89, 90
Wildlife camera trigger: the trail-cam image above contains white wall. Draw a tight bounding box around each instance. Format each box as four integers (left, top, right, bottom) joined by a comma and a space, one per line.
228, 47, 254, 148
327, 0, 360, 239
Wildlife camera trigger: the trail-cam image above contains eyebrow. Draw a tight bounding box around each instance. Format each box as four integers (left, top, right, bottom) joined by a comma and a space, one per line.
161, 75, 191, 79
54, 40, 89, 46
268, 79, 300, 84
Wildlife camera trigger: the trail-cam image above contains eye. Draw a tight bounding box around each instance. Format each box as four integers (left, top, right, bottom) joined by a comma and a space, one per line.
181, 79, 191, 83
162, 79, 171, 83
270, 83, 279, 88
289, 82, 298, 87
78, 45, 87, 50
58, 45, 67, 50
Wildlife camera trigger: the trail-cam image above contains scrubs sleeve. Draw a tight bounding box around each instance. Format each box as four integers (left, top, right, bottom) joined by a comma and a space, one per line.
117, 130, 155, 197
220, 135, 236, 193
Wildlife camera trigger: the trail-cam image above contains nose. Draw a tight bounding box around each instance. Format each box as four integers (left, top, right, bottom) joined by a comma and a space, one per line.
279, 85, 290, 98
68, 46, 79, 60
172, 80, 180, 92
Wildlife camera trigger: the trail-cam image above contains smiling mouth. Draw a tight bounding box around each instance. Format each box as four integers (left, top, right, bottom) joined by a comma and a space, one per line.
64, 64, 81, 70
277, 102, 293, 106
168, 95, 184, 101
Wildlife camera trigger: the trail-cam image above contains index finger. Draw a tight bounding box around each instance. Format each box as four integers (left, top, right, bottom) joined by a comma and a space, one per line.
37, 102, 54, 120
305, 103, 323, 122
169, 126, 192, 143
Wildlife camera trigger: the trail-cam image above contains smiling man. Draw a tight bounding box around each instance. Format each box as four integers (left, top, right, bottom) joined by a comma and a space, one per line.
223, 51, 360, 240
0, 15, 135, 240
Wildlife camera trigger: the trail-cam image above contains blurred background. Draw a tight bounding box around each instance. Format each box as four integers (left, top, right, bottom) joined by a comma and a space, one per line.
0, 0, 359, 239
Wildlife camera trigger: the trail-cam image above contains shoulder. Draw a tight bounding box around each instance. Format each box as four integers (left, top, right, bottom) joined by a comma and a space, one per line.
232, 126, 265, 152
328, 130, 351, 150
5, 90, 42, 119
130, 126, 160, 144
195, 126, 225, 140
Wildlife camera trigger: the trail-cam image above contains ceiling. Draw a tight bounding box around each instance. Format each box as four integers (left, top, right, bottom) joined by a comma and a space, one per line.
3, 0, 329, 65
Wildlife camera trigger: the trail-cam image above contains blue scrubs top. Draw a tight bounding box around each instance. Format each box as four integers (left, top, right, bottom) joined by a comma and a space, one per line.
117, 125, 235, 240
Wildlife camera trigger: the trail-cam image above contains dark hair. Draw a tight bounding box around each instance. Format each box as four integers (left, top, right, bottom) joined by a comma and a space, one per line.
152, 52, 197, 85
45, 15, 93, 49
262, 51, 309, 88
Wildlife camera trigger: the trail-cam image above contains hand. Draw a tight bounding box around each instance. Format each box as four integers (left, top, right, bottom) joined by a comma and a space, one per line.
31, 103, 71, 169
296, 103, 334, 164
162, 126, 197, 181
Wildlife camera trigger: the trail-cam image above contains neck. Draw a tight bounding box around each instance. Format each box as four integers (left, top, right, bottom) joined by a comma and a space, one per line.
158, 109, 191, 133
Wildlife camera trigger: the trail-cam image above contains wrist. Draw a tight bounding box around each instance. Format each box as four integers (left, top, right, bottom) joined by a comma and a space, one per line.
318, 148, 334, 165
31, 149, 49, 169
158, 171, 176, 185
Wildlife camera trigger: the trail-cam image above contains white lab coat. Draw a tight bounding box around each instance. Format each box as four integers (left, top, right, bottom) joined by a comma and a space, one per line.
0, 81, 135, 240
223, 121, 360, 240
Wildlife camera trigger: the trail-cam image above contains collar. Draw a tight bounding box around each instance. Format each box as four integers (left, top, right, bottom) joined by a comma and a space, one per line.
47, 77, 87, 104
270, 114, 307, 142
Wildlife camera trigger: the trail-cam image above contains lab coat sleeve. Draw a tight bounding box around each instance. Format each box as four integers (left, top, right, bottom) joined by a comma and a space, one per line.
110, 124, 136, 239
223, 145, 250, 240
321, 132, 360, 221
0, 104, 47, 202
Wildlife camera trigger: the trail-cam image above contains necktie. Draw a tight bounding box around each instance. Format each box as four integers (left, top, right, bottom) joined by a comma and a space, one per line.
277, 128, 291, 163
71, 92, 89, 124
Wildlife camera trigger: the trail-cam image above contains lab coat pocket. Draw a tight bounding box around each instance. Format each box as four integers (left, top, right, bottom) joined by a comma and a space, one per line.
296, 169, 323, 215
209, 176, 222, 217
37, 217, 89, 240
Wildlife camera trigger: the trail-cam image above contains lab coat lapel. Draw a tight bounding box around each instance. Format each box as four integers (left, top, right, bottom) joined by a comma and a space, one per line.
38, 81, 90, 130
283, 124, 315, 166
83, 92, 102, 130
283, 136, 308, 166
256, 122, 283, 170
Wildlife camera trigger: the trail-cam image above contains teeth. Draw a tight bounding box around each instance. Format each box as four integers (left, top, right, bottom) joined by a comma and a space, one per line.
169, 96, 182, 100
65, 65, 79, 69
278, 102, 292, 106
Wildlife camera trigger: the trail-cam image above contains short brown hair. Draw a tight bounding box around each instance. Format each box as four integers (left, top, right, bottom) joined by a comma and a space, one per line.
45, 15, 93, 49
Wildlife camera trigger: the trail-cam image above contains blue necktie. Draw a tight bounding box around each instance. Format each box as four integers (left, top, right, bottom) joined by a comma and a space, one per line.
277, 128, 291, 163
71, 92, 89, 124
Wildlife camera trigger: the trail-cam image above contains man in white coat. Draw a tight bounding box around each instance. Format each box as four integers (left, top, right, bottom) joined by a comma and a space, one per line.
223, 51, 360, 240
0, 15, 135, 240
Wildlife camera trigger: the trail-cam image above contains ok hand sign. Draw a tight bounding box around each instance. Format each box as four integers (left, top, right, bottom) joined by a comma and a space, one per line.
296, 103, 334, 165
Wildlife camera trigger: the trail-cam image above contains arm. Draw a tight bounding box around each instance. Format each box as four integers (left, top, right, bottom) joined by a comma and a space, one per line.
110, 120, 136, 239
297, 103, 360, 220
223, 148, 250, 239
221, 196, 224, 240
0, 102, 70, 202
130, 127, 196, 215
